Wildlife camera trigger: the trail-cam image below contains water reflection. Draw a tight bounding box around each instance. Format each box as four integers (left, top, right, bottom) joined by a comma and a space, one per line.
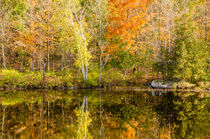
151, 91, 168, 96
1, 106, 6, 139
0, 90, 209, 138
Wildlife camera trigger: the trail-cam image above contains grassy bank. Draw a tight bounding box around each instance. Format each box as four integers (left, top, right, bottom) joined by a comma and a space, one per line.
0, 69, 73, 89
0, 69, 146, 90
0, 69, 209, 90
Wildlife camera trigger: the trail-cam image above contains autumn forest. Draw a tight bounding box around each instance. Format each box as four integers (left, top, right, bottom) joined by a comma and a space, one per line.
0, 0, 209, 89
0, 0, 210, 138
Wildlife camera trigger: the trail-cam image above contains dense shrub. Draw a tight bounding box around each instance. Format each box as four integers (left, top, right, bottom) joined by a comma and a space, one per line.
82, 63, 99, 87
102, 69, 124, 85
44, 72, 60, 87
177, 81, 196, 89
60, 73, 73, 87
25, 72, 42, 87
0, 69, 26, 88
85, 71, 99, 87
0, 70, 73, 89
133, 71, 144, 79
56, 69, 73, 87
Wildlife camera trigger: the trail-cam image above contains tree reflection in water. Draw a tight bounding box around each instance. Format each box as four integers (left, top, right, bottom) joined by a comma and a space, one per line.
1, 105, 6, 139
73, 94, 92, 139
0, 90, 209, 138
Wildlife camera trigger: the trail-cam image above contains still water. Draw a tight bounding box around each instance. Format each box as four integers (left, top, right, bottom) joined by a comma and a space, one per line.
0, 90, 209, 139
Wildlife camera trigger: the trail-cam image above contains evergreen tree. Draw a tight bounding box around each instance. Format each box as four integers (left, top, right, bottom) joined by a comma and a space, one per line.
172, 17, 208, 82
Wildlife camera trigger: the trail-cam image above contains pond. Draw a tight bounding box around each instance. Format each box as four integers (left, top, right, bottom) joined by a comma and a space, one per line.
0, 90, 209, 139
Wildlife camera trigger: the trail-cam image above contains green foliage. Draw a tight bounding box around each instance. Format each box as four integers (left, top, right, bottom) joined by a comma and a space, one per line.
25, 72, 42, 87
57, 70, 73, 87
133, 71, 144, 79
71, 107, 92, 139
173, 93, 210, 138
196, 81, 210, 89
85, 77, 98, 87
45, 72, 62, 88
102, 69, 124, 85
11, 0, 27, 20
0, 91, 42, 105
42, 71, 73, 88
61, 74, 73, 87
152, 15, 210, 82
84, 63, 100, 86
0, 90, 209, 138
204, 81, 210, 89
68, 0, 92, 81
0, 70, 73, 89
109, 48, 139, 71
0, 0, 26, 20
73, 29, 92, 69
0, 0, 208, 86
153, 48, 175, 79
0, 70, 43, 88
172, 18, 209, 82
84, 72, 98, 87
0, 69, 26, 88
177, 81, 196, 89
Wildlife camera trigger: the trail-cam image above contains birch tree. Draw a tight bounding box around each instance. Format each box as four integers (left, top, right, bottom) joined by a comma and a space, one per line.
0, 0, 10, 69
69, 0, 91, 82
85, 0, 109, 85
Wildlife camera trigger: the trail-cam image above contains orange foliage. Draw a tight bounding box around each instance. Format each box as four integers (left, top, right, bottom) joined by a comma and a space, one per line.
16, 0, 57, 64
106, 0, 152, 53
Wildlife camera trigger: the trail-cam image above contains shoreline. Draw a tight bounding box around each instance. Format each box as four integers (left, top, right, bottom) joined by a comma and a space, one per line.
0, 86, 209, 92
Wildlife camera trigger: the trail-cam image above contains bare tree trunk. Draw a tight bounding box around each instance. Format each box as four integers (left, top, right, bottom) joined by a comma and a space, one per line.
47, 0, 50, 72
41, 0, 45, 85
158, 0, 162, 79
40, 94, 44, 139
78, 68, 81, 81
83, 95, 88, 139
204, 1, 208, 42
47, 43, 50, 71
47, 101, 50, 130
32, 51, 34, 72
1, 25, 6, 69
20, 55, 23, 71
80, 21, 88, 82
164, 38, 167, 79
69, 0, 88, 82
53, 49, 55, 72
0, 1, 6, 69
200, 16, 203, 40
168, 0, 173, 56
81, 64, 86, 81
1, 106, 6, 139
62, 48, 64, 70
99, 90, 104, 137
158, 0, 161, 55
85, 65, 88, 81
39, 49, 42, 73
42, 58, 45, 85
99, 54, 102, 86
98, 0, 102, 86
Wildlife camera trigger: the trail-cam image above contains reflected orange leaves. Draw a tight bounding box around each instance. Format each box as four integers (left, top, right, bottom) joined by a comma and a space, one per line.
104, 118, 140, 139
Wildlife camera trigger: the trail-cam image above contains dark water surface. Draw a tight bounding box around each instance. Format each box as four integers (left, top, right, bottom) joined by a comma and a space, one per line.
0, 90, 209, 139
